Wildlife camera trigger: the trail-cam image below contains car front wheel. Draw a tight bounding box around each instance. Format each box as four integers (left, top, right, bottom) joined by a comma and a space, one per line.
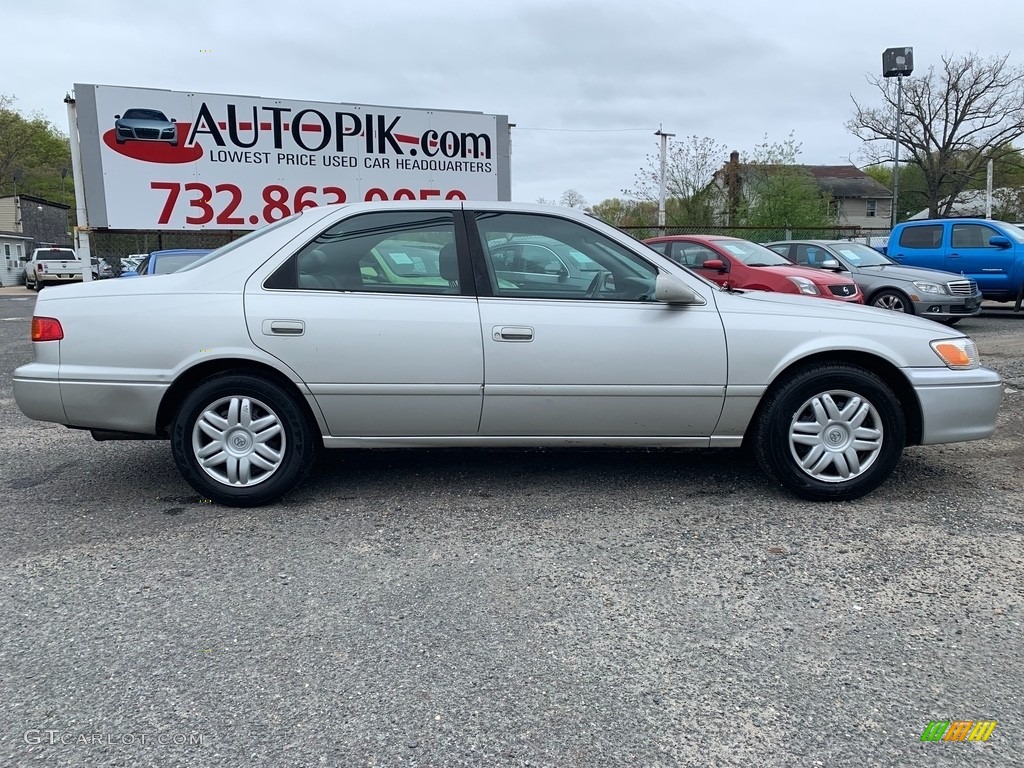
752, 363, 905, 501
171, 374, 317, 507
870, 289, 912, 313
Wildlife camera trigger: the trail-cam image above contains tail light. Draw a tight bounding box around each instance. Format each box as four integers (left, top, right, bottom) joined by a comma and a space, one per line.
37, 262, 46, 272
31, 316, 64, 341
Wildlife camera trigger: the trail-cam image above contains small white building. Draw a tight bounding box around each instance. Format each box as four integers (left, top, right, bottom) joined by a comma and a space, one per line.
0, 231, 33, 287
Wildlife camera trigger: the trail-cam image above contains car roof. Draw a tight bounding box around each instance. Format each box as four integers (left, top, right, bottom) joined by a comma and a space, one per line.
150, 248, 213, 256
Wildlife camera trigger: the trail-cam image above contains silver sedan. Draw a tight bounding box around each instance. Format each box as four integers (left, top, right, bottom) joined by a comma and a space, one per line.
13, 202, 1003, 507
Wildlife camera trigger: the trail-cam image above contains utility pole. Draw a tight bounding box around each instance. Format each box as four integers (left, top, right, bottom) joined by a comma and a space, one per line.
654, 126, 675, 237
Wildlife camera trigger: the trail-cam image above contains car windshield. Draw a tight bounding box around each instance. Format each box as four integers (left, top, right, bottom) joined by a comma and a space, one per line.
122, 109, 167, 121
152, 253, 208, 274
829, 243, 892, 266
998, 221, 1024, 243
713, 240, 792, 266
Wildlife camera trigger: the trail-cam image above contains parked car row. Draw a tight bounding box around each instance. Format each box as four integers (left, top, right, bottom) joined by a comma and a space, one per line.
642, 234, 983, 326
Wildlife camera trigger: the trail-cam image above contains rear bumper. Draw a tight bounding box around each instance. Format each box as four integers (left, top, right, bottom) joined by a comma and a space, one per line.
905, 366, 1003, 444
13, 362, 67, 423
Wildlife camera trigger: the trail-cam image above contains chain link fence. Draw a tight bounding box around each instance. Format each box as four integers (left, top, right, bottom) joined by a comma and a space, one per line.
618, 224, 893, 248
87, 229, 249, 276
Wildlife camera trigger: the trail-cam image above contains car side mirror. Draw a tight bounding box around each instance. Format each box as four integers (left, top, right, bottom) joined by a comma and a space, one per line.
990, 235, 1011, 248
114, 114, 121, 119
171, 118, 177, 123
702, 259, 726, 272
820, 259, 842, 270
655, 274, 703, 305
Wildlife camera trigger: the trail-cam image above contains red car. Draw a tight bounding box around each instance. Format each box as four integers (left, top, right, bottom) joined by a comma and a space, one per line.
644, 235, 864, 303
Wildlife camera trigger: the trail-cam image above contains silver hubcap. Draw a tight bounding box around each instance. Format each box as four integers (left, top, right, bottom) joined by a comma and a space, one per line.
874, 294, 904, 312
788, 389, 883, 483
192, 396, 285, 487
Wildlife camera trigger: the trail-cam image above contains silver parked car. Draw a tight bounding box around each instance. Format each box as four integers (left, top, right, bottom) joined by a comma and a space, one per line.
766, 240, 983, 325
13, 202, 1002, 507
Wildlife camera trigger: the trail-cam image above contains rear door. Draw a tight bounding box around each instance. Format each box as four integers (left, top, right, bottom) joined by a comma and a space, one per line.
245, 208, 484, 438
887, 223, 945, 270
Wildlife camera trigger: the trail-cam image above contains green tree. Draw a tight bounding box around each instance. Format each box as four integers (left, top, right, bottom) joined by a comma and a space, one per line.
589, 197, 657, 227
736, 133, 835, 228
624, 134, 726, 226
0, 94, 75, 215
848, 52, 1024, 218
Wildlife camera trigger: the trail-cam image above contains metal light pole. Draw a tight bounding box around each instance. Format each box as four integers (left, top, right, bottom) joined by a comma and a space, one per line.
654, 126, 675, 237
883, 47, 914, 228
891, 75, 903, 228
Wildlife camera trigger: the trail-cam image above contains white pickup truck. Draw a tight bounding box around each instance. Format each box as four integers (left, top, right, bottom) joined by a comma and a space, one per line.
23, 247, 83, 291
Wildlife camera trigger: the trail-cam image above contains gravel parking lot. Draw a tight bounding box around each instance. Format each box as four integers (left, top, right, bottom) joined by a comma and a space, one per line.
1, 286, 1021, 767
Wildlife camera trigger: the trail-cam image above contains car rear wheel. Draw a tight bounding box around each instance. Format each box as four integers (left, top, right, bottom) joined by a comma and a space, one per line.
752, 363, 905, 501
870, 289, 912, 314
171, 374, 316, 507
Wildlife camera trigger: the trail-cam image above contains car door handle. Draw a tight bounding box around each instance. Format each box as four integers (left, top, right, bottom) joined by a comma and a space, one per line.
492, 325, 534, 342
263, 319, 305, 336
948, 253, 960, 258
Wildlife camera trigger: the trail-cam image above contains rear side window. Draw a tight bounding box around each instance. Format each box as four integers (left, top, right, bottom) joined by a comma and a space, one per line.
266, 210, 460, 295
898, 225, 942, 249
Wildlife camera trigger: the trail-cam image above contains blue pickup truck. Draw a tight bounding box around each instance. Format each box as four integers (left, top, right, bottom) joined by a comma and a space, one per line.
885, 218, 1024, 310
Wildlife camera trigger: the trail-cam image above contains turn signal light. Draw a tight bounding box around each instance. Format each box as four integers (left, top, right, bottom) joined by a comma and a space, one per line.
31, 316, 64, 341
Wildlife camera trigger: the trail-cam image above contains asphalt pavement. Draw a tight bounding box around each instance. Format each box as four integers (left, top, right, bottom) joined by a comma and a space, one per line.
1, 291, 1021, 767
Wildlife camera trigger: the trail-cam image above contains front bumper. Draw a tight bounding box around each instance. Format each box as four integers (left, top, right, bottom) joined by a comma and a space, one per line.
905, 366, 1003, 444
913, 292, 984, 319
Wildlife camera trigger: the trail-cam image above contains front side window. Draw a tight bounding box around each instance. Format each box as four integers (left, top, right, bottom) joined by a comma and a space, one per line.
898, 225, 942, 249
475, 213, 657, 301
951, 223, 998, 249
267, 211, 459, 295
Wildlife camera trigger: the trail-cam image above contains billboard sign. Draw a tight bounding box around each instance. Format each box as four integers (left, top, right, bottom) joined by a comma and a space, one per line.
72, 84, 511, 230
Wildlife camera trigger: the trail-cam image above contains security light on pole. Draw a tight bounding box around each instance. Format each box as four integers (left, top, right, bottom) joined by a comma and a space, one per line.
883, 47, 913, 228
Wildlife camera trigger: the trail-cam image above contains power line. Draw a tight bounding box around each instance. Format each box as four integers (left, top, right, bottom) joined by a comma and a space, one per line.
513, 126, 655, 133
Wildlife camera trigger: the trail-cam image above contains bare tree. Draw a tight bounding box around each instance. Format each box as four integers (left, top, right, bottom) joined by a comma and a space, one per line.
848, 52, 1024, 218
624, 135, 726, 225
559, 189, 588, 209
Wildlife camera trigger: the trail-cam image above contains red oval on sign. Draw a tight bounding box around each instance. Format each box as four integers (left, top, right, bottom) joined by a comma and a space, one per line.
103, 123, 204, 164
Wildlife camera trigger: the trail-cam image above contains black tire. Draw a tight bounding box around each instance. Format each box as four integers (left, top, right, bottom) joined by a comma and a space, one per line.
869, 289, 913, 314
752, 363, 905, 501
171, 374, 317, 507
1014, 283, 1023, 313
941, 318, 961, 326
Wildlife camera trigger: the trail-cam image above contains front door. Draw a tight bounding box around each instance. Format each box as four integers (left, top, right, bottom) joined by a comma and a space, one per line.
469, 211, 727, 439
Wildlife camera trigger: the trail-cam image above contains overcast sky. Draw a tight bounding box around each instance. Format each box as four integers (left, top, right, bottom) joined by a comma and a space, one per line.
7, 0, 1024, 206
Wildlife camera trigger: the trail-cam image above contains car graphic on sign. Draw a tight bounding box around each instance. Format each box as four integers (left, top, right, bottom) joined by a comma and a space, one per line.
114, 108, 178, 145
